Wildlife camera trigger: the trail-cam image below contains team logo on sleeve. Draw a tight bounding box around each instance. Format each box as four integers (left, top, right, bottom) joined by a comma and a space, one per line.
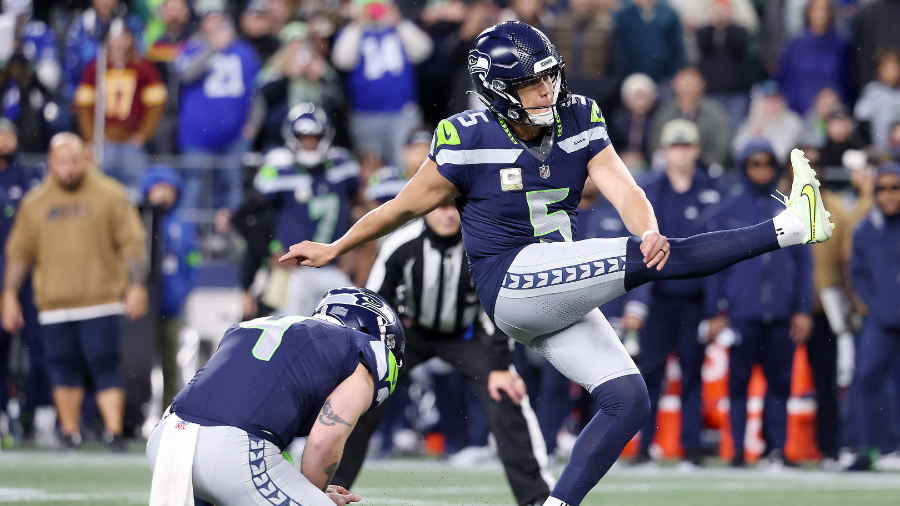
500, 168, 523, 191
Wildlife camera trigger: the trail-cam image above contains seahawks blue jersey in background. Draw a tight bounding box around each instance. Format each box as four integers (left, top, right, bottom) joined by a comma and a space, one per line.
171, 316, 398, 450
428, 95, 611, 318
254, 147, 360, 251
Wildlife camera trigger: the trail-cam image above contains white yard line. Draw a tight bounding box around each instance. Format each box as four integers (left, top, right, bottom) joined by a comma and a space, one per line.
0, 488, 147, 503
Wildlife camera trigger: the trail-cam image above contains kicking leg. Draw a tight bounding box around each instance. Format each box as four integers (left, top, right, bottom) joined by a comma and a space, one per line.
532, 310, 649, 506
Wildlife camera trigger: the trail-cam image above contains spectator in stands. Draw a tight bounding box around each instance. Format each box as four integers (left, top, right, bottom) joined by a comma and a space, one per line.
257, 22, 344, 151
650, 67, 731, 167
800, 87, 841, 147
854, 48, 900, 156
74, 21, 168, 199
817, 106, 864, 168
0, 118, 53, 447
176, 0, 261, 211
2, 132, 148, 451
550, 0, 617, 107
849, 162, 900, 471
614, 0, 685, 84
635, 120, 720, 469
500, 0, 549, 31
64, 0, 144, 101
669, 0, 758, 33
775, 0, 849, 116
140, 165, 198, 410
608, 73, 657, 172
852, 0, 900, 89
267, 0, 295, 36
240, 0, 281, 63
696, 0, 750, 134
146, 0, 194, 155
703, 139, 813, 468
733, 81, 803, 164
331, 0, 432, 166
444, 1, 500, 115
364, 129, 429, 204
888, 118, 900, 162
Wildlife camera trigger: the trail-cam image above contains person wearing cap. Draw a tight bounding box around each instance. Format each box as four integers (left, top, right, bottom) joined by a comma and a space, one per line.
64, 0, 144, 102
702, 139, 813, 468
256, 22, 344, 151
240, 0, 280, 63
732, 81, 803, 164
0, 118, 53, 447
649, 67, 731, 167
176, 0, 261, 211
331, 0, 432, 167
74, 20, 168, 198
632, 119, 721, 468
331, 191, 554, 506
848, 162, 900, 470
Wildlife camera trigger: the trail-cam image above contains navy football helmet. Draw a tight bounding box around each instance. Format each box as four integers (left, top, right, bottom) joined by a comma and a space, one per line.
468, 21, 570, 126
282, 103, 334, 166
314, 287, 406, 371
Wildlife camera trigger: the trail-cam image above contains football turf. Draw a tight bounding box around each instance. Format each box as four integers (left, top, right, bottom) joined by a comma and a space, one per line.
1, 447, 899, 505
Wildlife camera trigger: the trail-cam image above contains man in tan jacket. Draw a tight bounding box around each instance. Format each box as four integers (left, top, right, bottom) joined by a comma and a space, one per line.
2, 133, 148, 451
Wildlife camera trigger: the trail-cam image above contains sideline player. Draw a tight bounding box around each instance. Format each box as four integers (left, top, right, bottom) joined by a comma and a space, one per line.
146, 287, 405, 506
280, 22, 833, 506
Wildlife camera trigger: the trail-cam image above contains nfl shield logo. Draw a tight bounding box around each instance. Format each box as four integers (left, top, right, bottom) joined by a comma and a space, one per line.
539, 164, 551, 179
175, 421, 187, 431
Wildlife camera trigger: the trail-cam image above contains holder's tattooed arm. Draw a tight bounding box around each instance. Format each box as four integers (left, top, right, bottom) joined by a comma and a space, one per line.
302, 364, 375, 491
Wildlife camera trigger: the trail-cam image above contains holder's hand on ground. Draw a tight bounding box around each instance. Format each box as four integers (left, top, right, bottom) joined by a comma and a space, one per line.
488, 370, 526, 405
326, 485, 361, 505
1, 292, 23, 333
640, 231, 670, 270
279, 241, 337, 267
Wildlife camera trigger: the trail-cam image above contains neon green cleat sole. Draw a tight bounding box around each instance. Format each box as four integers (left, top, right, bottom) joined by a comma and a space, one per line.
782, 149, 834, 244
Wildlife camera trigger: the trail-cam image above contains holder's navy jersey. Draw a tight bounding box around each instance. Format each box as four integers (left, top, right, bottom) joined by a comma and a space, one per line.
171, 316, 398, 450
427, 95, 612, 318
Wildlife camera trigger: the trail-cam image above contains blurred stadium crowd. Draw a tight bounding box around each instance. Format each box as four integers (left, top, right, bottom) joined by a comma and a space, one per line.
0, 0, 899, 475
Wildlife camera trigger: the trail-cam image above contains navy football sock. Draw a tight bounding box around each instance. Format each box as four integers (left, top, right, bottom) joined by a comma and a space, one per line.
547, 374, 650, 506
623, 219, 779, 291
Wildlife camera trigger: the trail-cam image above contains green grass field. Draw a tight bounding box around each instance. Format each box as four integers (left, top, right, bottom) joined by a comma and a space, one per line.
2, 447, 900, 506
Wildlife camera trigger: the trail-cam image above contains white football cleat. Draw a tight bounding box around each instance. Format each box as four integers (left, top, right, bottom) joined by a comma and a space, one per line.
775, 149, 834, 244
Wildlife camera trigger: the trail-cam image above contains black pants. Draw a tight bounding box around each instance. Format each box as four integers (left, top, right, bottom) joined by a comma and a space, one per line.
333, 326, 552, 506
807, 313, 840, 458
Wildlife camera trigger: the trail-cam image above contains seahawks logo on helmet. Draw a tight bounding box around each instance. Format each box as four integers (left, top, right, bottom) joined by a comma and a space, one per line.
468, 50, 491, 80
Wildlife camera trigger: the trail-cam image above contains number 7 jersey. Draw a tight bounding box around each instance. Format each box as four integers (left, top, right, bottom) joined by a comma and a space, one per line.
428, 95, 612, 318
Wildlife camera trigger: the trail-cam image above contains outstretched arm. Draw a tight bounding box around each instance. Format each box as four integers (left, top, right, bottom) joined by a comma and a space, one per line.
587, 144, 670, 270
280, 158, 460, 267
302, 364, 375, 491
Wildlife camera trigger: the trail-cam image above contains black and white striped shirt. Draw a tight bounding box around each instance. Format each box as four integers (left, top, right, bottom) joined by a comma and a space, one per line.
366, 219, 480, 337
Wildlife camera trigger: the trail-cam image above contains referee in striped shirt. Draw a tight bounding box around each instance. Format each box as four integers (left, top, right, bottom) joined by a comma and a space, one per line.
332, 202, 554, 506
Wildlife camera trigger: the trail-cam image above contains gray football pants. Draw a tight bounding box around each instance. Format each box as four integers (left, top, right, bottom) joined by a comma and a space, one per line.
147, 414, 334, 506
493, 238, 640, 393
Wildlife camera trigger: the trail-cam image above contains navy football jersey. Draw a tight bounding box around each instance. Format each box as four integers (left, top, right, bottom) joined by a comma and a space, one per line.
427, 95, 612, 318
254, 147, 361, 250
171, 316, 398, 450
